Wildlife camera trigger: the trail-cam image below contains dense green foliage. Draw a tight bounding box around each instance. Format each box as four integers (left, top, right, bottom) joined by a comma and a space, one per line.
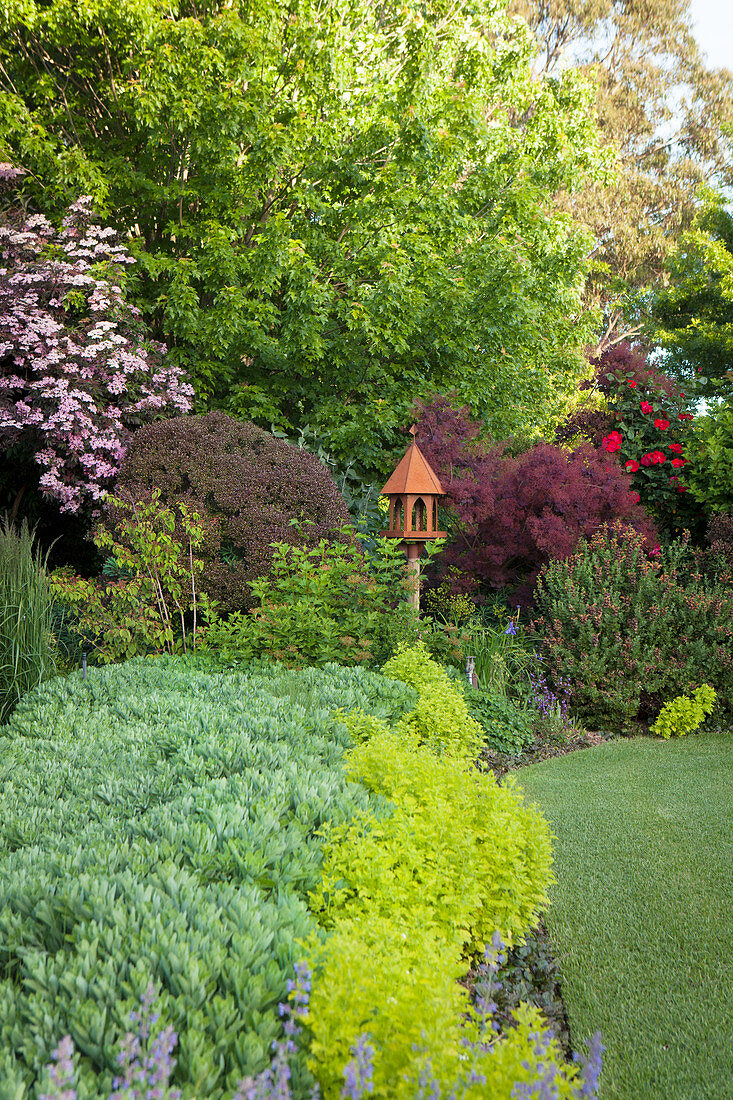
203, 532, 418, 668
51, 492, 211, 662
531, 524, 733, 725
0, 0, 603, 468
651, 194, 733, 401
0, 657, 416, 1097
650, 684, 716, 740
683, 403, 733, 514
520, 733, 733, 1099
464, 688, 536, 754
0, 518, 56, 724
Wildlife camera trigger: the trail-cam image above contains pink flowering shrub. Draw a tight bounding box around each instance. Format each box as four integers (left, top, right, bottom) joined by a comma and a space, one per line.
0, 184, 193, 516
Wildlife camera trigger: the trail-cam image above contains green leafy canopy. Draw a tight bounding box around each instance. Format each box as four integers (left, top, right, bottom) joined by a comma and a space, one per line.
2, 0, 606, 472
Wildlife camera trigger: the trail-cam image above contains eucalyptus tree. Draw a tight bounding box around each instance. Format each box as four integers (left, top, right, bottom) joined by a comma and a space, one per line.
511, 0, 733, 354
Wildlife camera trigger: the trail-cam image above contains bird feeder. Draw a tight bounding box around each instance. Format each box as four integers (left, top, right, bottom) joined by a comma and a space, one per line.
381, 426, 446, 609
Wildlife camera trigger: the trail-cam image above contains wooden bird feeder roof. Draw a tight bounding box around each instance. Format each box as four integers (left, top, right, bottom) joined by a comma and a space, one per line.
381, 426, 444, 496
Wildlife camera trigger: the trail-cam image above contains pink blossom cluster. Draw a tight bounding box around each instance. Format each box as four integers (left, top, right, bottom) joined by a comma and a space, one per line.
0, 196, 193, 514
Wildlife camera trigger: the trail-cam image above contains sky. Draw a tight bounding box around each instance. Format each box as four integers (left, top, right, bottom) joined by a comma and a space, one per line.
688, 0, 733, 72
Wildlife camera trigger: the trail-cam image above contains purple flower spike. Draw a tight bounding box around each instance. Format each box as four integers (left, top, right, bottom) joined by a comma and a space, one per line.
40, 1035, 77, 1100
573, 1031, 605, 1099
341, 1034, 375, 1099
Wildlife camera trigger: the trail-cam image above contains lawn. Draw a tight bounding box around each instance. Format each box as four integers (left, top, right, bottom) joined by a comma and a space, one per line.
518, 732, 733, 1100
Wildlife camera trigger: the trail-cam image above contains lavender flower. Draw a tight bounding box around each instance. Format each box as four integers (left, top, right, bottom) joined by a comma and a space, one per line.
341, 1035, 375, 1098
474, 931, 506, 1031
40, 1035, 77, 1100
511, 1029, 559, 1100
233, 963, 316, 1100
573, 1032, 605, 1099
110, 983, 180, 1100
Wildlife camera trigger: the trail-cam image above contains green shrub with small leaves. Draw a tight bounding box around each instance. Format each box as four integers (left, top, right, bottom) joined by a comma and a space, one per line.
532, 524, 733, 724
203, 531, 419, 669
651, 684, 717, 739
312, 727, 553, 951
464, 689, 537, 754
51, 491, 213, 663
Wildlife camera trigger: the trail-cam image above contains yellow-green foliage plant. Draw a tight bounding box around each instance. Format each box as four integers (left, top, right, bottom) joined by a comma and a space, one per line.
651, 684, 717, 739
304, 647, 565, 1099
305, 913, 578, 1099
382, 641, 483, 759
312, 728, 552, 950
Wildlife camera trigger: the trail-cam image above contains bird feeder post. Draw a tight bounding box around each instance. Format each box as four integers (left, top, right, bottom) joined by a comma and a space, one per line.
380, 426, 446, 613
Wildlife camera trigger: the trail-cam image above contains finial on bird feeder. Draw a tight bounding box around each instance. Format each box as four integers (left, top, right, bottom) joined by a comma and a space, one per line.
380, 425, 446, 611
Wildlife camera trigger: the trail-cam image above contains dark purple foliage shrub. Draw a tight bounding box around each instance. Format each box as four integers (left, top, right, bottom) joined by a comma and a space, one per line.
0, 180, 193, 519
113, 411, 351, 611
413, 396, 658, 602
584, 341, 680, 400
554, 405, 615, 449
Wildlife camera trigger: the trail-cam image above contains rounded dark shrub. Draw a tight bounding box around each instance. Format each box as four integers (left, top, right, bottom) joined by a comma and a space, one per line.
112, 412, 351, 611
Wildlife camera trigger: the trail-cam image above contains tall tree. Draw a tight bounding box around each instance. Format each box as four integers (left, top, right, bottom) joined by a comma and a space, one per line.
510, 0, 733, 354
0, 0, 604, 473
651, 191, 733, 401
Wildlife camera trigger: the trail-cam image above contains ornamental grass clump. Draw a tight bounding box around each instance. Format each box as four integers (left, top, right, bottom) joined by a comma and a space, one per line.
0, 516, 56, 723
531, 523, 733, 725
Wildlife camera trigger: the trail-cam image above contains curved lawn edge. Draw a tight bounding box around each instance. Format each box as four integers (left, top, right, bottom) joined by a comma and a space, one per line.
516, 732, 733, 1100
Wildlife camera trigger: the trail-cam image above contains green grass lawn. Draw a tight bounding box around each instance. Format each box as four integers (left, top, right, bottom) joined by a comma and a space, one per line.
517, 732, 733, 1100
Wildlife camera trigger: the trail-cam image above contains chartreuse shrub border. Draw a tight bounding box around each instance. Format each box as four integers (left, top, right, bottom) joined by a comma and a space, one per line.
0, 656, 416, 1099
518, 734, 733, 1100
302, 644, 587, 1099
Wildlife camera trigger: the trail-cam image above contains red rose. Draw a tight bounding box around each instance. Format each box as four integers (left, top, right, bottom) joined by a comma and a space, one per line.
679, 413, 693, 421
668, 443, 683, 454
625, 459, 640, 472
628, 380, 638, 389
640, 453, 654, 467
652, 451, 666, 464
641, 401, 653, 414
654, 418, 670, 430
630, 491, 641, 503
677, 485, 688, 493
602, 431, 623, 453
671, 457, 686, 468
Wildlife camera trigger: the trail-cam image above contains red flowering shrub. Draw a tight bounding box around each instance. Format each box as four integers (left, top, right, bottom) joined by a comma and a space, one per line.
112, 412, 350, 611
413, 396, 657, 602
531, 524, 733, 724
577, 343, 702, 538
